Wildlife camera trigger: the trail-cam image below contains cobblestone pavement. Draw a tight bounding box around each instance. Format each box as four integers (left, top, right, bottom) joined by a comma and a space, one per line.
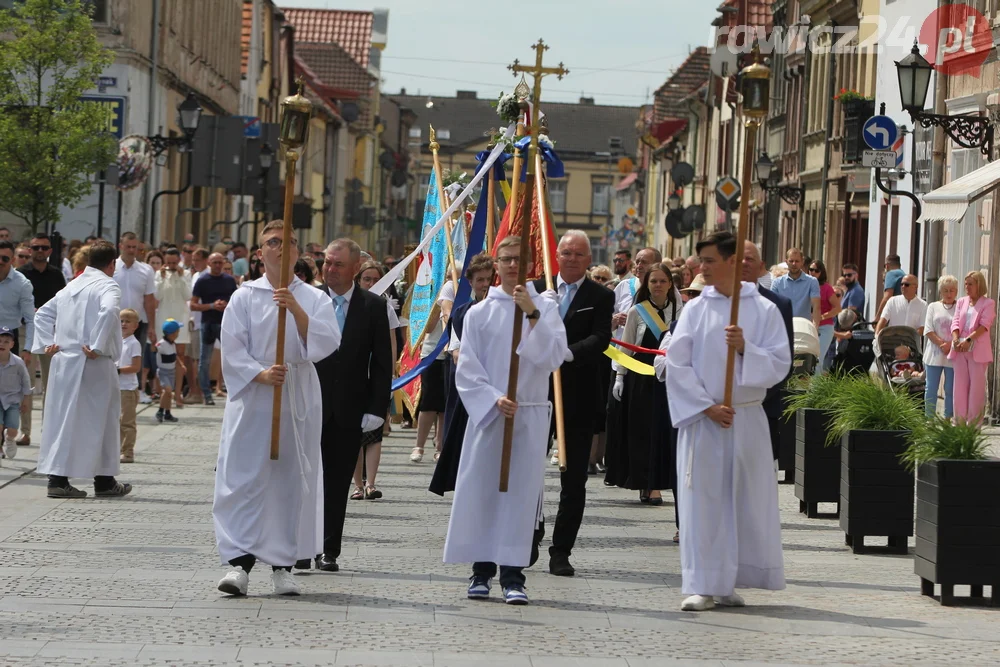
0, 404, 998, 667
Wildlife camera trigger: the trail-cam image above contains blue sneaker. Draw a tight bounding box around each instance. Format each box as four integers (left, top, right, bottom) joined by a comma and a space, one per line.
467, 575, 491, 600
503, 585, 529, 605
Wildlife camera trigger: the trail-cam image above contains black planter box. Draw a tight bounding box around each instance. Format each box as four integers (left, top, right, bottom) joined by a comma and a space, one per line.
778, 403, 796, 484
839, 429, 914, 554
793, 408, 839, 517
915, 458, 1000, 606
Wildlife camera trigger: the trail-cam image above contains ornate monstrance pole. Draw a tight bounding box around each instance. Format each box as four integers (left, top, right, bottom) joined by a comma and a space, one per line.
498, 39, 569, 492
723, 47, 770, 407
269, 80, 312, 460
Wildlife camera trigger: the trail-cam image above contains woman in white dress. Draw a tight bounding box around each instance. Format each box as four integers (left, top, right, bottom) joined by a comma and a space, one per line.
155, 248, 192, 409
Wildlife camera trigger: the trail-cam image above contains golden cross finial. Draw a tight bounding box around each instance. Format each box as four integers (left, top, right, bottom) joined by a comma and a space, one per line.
428, 125, 439, 152
507, 39, 567, 174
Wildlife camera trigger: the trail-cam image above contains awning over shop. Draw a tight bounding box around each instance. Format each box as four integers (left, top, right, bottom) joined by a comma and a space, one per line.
919, 158, 1000, 223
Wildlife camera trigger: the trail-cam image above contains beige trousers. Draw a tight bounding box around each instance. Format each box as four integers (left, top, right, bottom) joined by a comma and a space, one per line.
120, 389, 139, 457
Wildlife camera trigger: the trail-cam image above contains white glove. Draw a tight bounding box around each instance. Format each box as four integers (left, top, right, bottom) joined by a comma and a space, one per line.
386, 296, 399, 311
360, 414, 385, 432
564, 349, 574, 363
612, 377, 624, 401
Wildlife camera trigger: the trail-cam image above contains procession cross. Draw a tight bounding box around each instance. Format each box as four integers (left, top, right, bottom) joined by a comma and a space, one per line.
498, 40, 569, 492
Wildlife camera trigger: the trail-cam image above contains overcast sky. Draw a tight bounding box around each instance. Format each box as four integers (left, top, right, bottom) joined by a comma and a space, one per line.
284, 1, 720, 108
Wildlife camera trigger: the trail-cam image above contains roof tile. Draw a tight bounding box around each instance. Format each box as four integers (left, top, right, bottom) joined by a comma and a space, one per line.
281, 7, 373, 68
241, 1, 252, 76
653, 47, 711, 123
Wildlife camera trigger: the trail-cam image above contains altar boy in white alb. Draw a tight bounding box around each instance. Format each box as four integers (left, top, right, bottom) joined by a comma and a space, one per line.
665, 231, 790, 612
213, 220, 341, 597
444, 236, 568, 605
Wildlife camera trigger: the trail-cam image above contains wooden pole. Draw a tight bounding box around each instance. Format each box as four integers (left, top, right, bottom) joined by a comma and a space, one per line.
499, 174, 535, 492
269, 151, 298, 460
503, 122, 526, 252
535, 152, 568, 472
722, 120, 758, 408
430, 126, 460, 291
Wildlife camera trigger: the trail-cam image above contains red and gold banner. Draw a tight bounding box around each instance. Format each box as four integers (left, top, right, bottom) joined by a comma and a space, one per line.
490, 176, 559, 279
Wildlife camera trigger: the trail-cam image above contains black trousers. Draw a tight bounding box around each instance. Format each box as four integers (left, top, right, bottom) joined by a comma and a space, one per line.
320, 417, 362, 559
549, 419, 594, 559
474, 519, 545, 588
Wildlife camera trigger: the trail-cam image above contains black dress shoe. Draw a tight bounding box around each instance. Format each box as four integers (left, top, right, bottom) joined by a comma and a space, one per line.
315, 554, 339, 572
548, 553, 575, 577
293, 559, 312, 570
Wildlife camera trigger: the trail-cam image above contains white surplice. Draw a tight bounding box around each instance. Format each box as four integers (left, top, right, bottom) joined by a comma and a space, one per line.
212, 277, 341, 567
444, 285, 568, 567
666, 282, 790, 597
32, 267, 123, 478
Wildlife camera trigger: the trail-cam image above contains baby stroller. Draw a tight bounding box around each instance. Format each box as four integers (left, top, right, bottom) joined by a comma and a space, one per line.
792, 317, 820, 376
831, 310, 876, 376
875, 326, 926, 397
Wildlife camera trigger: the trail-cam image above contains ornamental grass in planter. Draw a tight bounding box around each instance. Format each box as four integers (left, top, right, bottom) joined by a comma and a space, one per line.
904, 417, 1000, 606
826, 375, 922, 554
784, 373, 849, 518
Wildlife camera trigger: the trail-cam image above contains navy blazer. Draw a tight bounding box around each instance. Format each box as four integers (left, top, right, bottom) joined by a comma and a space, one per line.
757, 284, 794, 420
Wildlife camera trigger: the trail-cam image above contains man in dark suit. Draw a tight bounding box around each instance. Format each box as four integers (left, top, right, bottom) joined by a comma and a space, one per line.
742, 241, 793, 462
304, 238, 392, 572
533, 230, 614, 576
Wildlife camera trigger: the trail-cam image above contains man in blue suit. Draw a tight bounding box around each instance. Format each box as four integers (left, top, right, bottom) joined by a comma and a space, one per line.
742, 241, 793, 463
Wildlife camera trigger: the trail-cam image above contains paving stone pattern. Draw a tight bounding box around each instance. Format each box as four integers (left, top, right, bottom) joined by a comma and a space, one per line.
1, 404, 998, 666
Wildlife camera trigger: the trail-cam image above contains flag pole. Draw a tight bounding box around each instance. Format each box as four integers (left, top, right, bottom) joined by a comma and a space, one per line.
269, 80, 312, 461
534, 149, 568, 472
723, 46, 770, 407
500, 40, 569, 492
486, 133, 498, 251
429, 125, 460, 292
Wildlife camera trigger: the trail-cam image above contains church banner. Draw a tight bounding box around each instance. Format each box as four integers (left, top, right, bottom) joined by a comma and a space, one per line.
408, 169, 449, 349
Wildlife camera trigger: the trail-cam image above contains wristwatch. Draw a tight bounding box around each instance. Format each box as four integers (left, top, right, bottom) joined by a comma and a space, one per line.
525, 309, 541, 320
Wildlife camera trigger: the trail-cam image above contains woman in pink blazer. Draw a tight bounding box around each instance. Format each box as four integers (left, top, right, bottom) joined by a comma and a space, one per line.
948, 270, 995, 425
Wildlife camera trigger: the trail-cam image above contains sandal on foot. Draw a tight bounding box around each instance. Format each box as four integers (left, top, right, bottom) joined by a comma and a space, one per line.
673, 530, 680, 543
409, 447, 424, 463
365, 486, 383, 500
350, 488, 364, 500
95, 482, 132, 497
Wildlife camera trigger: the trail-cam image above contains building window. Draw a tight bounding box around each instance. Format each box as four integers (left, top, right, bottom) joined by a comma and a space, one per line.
591, 182, 610, 215
418, 173, 430, 200
85, 0, 107, 23
549, 180, 567, 213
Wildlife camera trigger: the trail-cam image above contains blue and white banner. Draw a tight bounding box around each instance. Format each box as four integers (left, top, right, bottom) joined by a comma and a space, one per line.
407, 169, 449, 348
451, 216, 468, 270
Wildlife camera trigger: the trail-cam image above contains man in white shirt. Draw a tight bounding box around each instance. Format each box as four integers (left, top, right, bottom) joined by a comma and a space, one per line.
113, 232, 156, 401
876, 274, 927, 340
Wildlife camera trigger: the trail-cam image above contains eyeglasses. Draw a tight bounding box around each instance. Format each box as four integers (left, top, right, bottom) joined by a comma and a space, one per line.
613, 257, 628, 263
264, 238, 298, 249
808, 267, 820, 273
30, 245, 51, 251
496, 256, 520, 265
17, 254, 30, 260
593, 276, 609, 282
842, 273, 856, 278
0, 255, 11, 263
901, 282, 914, 287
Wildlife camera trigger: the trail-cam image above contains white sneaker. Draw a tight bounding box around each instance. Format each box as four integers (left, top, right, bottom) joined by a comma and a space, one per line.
681, 594, 716, 611
3, 438, 16, 460
139, 393, 152, 404
715, 593, 745, 607
409, 448, 423, 463
271, 569, 300, 596
218, 567, 249, 596
550, 453, 559, 465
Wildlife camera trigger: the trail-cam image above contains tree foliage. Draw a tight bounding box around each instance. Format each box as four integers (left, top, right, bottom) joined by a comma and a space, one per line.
0, 0, 116, 232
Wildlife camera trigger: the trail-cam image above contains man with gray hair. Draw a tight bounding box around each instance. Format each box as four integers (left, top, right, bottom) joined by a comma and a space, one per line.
303, 237, 392, 573
533, 230, 615, 577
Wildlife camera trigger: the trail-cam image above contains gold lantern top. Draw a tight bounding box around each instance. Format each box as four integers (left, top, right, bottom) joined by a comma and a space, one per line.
739, 48, 771, 119
279, 79, 313, 151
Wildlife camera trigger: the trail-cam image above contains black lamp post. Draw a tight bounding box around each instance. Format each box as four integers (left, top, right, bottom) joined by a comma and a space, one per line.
312, 186, 332, 212
254, 141, 275, 240
895, 40, 992, 157
147, 92, 203, 157
755, 152, 804, 205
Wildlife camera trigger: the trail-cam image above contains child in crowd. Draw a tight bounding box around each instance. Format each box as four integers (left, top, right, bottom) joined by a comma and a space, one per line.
0, 327, 32, 463
156, 319, 185, 424
890, 345, 924, 381
118, 309, 143, 463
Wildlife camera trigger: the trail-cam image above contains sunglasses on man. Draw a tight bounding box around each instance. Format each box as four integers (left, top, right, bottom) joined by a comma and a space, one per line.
31, 245, 50, 251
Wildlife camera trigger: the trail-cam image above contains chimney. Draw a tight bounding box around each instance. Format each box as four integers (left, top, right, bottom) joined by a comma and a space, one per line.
456, 90, 477, 100
579, 96, 595, 105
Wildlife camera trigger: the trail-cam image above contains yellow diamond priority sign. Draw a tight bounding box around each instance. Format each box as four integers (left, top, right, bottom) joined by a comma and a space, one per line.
715, 176, 741, 203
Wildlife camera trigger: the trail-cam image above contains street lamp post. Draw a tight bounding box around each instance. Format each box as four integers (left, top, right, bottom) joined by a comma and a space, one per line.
895, 41, 993, 157
148, 92, 204, 244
